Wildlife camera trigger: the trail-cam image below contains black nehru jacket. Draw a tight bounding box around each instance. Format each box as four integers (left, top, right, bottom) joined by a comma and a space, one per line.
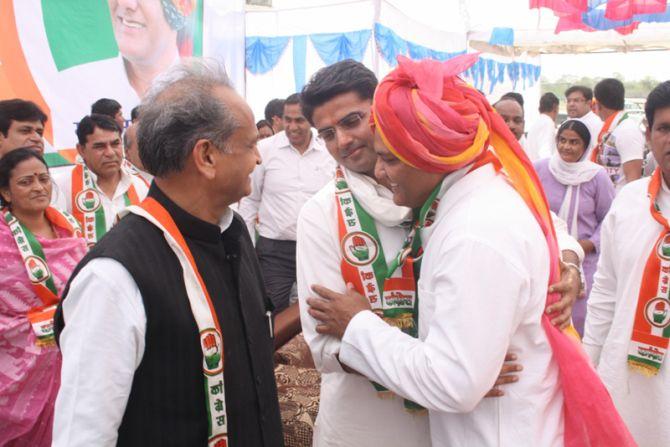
55, 184, 284, 447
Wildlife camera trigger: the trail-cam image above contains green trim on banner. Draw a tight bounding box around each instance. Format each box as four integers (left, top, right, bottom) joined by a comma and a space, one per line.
42, 0, 118, 71
44, 152, 72, 168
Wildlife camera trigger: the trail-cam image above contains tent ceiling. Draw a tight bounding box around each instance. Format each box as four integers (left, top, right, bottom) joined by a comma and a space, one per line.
469, 23, 670, 55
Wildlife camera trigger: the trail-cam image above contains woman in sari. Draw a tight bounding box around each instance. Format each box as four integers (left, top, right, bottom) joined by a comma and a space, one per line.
0, 148, 87, 446
534, 120, 616, 335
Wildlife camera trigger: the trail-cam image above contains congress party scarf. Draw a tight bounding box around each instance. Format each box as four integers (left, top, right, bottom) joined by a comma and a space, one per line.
126, 198, 228, 447
2, 207, 81, 346
628, 167, 670, 376
71, 163, 140, 246
590, 111, 629, 163
335, 166, 434, 412
372, 53, 636, 447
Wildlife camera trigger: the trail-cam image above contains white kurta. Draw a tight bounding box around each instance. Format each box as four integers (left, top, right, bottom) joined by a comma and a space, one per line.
584, 176, 670, 447
296, 171, 430, 447
579, 110, 604, 157
339, 165, 564, 447
52, 166, 149, 232
526, 114, 556, 161
238, 130, 336, 242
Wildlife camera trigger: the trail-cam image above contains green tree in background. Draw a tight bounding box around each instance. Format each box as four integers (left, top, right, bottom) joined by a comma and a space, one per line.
542, 75, 661, 101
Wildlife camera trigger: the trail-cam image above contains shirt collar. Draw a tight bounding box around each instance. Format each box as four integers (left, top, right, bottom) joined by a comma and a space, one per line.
277, 129, 323, 153
86, 164, 134, 199
148, 183, 233, 243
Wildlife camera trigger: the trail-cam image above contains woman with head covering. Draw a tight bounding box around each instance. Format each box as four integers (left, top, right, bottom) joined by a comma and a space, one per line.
534, 120, 615, 335
308, 54, 634, 446
0, 148, 87, 446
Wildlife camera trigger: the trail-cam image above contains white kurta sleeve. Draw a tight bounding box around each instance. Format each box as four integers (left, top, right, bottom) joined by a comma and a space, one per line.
296, 195, 347, 374
583, 211, 618, 366
50, 167, 71, 211
536, 121, 556, 160
339, 237, 526, 413
237, 162, 265, 242
552, 211, 585, 263
53, 258, 146, 447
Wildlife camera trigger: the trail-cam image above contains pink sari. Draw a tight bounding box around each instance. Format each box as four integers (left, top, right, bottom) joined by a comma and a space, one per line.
0, 217, 86, 446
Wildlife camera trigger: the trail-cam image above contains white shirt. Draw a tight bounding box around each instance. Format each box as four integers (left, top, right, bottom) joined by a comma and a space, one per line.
578, 110, 604, 157
297, 170, 430, 447
53, 210, 234, 447
599, 112, 645, 191
238, 130, 336, 242
526, 114, 556, 161
584, 176, 670, 447
52, 165, 150, 232
339, 165, 564, 447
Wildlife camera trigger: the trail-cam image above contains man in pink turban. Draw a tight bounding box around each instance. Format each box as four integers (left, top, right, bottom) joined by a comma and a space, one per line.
307, 54, 635, 446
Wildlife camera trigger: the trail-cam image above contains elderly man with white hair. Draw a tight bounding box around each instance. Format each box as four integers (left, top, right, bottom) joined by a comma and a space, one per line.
52, 61, 283, 447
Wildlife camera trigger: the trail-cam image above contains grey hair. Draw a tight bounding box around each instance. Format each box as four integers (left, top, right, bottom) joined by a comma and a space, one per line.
137, 59, 238, 177
122, 125, 133, 149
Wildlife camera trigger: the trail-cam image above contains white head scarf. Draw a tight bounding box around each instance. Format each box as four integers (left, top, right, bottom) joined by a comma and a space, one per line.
548, 120, 604, 237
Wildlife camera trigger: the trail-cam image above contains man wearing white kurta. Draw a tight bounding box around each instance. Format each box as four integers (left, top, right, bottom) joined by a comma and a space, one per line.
526, 93, 559, 161
307, 55, 635, 447
298, 60, 430, 447
52, 115, 149, 244
335, 163, 565, 446
299, 59, 588, 447
565, 85, 603, 157
584, 81, 670, 447
238, 94, 335, 312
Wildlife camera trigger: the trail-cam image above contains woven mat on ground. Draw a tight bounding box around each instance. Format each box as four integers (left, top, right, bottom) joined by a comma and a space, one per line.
274, 334, 321, 447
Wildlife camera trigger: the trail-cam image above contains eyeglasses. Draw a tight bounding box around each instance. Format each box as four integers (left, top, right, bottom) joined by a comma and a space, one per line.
317, 111, 366, 142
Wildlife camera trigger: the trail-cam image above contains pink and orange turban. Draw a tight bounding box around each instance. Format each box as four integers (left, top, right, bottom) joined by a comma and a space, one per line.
372, 54, 636, 447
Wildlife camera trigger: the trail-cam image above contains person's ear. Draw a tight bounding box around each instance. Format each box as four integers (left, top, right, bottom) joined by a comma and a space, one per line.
646, 124, 652, 146
192, 139, 218, 180
0, 187, 11, 205
76, 143, 85, 159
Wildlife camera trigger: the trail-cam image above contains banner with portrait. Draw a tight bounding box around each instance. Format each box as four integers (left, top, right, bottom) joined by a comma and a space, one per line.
0, 0, 245, 166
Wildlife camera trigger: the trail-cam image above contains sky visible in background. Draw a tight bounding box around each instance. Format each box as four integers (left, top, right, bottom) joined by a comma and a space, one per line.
541, 51, 670, 81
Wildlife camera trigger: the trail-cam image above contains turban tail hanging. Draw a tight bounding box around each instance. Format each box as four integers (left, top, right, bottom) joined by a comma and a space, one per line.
372, 54, 636, 447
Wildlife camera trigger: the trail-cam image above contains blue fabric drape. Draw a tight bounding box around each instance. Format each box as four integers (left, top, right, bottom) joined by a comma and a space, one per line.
488, 27, 515, 46
582, 6, 670, 30
245, 36, 290, 75
310, 30, 372, 65
292, 35, 308, 92
373, 23, 409, 66
375, 23, 466, 66
245, 23, 541, 92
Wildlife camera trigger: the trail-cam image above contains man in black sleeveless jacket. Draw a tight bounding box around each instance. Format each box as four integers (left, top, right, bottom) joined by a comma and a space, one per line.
53, 61, 283, 447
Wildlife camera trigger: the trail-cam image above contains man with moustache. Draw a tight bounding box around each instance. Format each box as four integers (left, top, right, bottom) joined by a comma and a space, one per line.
566, 85, 603, 155
493, 97, 525, 144
298, 59, 586, 446
0, 99, 48, 157
584, 81, 670, 446
53, 61, 283, 447
52, 114, 148, 246
239, 93, 335, 313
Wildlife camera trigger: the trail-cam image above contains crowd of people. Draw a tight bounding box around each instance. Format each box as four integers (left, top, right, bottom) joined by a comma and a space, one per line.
0, 53, 668, 447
